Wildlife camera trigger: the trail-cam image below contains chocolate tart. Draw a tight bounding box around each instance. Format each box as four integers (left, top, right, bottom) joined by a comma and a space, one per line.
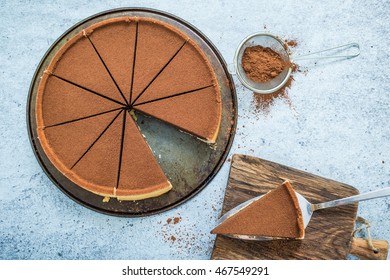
35, 16, 221, 200
211, 181, 305, 239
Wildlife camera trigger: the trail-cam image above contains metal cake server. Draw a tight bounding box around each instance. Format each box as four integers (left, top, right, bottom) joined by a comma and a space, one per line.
217, 187, 390, 241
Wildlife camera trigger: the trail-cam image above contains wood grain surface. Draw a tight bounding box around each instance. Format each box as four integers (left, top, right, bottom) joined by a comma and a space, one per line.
350, 238, 389, 260
211, 154, 359, 260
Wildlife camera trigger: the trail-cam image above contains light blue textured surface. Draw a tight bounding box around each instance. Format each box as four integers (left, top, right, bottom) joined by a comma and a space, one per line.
0, 0, 389, 260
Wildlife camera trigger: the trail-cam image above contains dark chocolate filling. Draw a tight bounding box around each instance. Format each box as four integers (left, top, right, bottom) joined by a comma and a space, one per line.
50, 74, 126, 106
131, 40, 187, 106
115, 109, 127, 189
70, 110, 122, 169
129, 21, 139, 104
133, 84, 214, 106
85, 33, 129, 106
44, 107, 122, 129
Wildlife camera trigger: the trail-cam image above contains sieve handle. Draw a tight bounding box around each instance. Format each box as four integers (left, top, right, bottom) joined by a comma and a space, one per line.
228, 63, 236, 75
294, 43, 360, 61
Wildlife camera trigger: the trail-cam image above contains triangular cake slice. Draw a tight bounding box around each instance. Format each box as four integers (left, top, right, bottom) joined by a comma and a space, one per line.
134, 86, 221, 143
116, 112, 172, 200
131, 18, 187, 103
46, 29, 125, 104
133, 41, 217, 105
70, 111, 124, 196
37, 73, 121, 127
38, 109, 122, 175
86, 17, 137, 99
211, 181, 305, 239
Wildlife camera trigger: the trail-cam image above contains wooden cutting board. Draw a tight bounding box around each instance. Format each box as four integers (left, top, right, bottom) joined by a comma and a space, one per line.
211, 154, 359, 260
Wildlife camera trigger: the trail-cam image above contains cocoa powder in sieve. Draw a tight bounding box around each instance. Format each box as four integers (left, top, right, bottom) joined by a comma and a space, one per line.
242, 45, 290, 83
251, 39, 305, 115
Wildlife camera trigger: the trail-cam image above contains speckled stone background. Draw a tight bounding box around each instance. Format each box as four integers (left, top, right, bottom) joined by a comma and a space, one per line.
0, 0, 389, 260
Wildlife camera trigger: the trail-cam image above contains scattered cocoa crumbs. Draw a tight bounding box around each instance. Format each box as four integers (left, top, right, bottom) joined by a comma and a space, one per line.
284, 39, 298, 48
253, 74, 295, 114
173, 217, 181, 224
160, 216, 209, 256
242, 45, 291, 83
167, 216, 181, 225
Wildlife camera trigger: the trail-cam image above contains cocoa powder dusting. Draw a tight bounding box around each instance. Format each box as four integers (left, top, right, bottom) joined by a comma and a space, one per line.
160, 215, 207, 256
242, 45, 290, 83
253, 74, 295, 114
252, 39, 304, 115
285, 39, 298, 48
166, 216, 181, 225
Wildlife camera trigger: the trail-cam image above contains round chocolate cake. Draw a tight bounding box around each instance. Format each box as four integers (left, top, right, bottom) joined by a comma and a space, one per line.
36, 17, 221, 200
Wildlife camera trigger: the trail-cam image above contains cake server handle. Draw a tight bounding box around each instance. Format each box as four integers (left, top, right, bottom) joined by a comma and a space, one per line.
293, 43, 360, 61
311, 187, 390, 212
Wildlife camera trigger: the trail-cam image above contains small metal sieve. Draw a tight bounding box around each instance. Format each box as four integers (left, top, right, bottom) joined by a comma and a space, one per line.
230, 32, 360, 94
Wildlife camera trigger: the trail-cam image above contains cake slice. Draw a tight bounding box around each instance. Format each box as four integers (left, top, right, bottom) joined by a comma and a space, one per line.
37, 73, 121, 127
130, 18, 187, 103
211, 181, 305, 239
134, 86, 221, 143
46, 29, 125, 104
38, 109, 122, 174
133, 41, 217, 105
85, 17, 137, 99
115, 111, 172, 200
70, 110, 124, 197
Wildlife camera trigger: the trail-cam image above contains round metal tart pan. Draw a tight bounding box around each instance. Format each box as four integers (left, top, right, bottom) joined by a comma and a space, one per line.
27, 8, 237, 217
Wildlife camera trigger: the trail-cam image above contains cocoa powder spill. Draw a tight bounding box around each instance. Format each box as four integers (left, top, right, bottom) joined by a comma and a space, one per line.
253, 74, 295, 114
166, 216, 182, 225
250, 39, 304, 115
242, 46, 290, 83
285, 39, 298, 48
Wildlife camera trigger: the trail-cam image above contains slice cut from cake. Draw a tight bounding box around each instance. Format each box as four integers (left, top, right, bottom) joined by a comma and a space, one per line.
70, 110, 124, 196
132, 42, 217, 105
38, 109, 122, 174
130, 18, 187, 103
85, 17, 137, 99
115, 111, 172, 200
39, 107, 171, 199
37, 73, 121, 127
211, 181, 305, 239
134, 86, 221, 143
46, 30, 126, 104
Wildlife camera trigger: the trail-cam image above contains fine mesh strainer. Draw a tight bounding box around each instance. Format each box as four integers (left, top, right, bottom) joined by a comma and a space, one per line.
231, 32, 360, 94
